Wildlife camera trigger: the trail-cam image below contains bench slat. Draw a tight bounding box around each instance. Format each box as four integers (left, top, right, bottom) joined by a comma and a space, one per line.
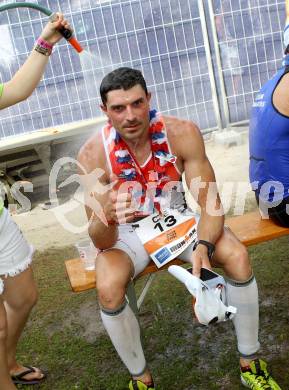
65, 211, 289, 292
226, 211, 289, 246
65, 259, 96, 292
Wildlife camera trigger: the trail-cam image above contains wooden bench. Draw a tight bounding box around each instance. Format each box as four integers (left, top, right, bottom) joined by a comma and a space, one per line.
65, 211, 289, 312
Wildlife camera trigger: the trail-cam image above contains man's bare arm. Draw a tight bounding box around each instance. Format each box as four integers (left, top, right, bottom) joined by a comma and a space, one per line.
286, 0, 289, 25
176, 120, 224, 275
182, 123, 224, 243
77, 135, 118, 249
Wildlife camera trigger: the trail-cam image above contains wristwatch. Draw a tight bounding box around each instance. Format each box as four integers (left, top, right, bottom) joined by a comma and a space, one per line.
195, 240, 215, 260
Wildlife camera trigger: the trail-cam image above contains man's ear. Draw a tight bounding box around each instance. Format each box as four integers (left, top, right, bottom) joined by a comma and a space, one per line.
147, 92, 152, 103
100, 104, 107, 114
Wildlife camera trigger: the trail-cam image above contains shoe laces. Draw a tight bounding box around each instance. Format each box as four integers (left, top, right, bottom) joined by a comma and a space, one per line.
242, 361, 271, 389
245, 366, 271, 389
251, 373, 271, 389
131, 379, 154, 390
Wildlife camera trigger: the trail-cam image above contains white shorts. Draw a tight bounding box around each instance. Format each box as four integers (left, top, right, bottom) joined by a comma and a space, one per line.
0, 208, 33, 294
110, 223, 196, 278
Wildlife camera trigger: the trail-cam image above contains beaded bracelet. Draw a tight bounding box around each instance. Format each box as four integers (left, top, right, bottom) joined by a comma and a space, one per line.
34, 37, 54, 56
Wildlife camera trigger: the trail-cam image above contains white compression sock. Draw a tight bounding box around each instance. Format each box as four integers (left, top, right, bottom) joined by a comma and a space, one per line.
227, 275, 260, 358
101, 302, 146, 376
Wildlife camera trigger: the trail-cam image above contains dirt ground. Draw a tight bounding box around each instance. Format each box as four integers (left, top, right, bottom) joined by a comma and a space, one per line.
13, 129, 252, 251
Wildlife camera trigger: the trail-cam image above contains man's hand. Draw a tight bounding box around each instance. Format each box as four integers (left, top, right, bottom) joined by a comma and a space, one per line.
103, 175, 137, 224
191, 244, 212, 277
40, 12, 72, 45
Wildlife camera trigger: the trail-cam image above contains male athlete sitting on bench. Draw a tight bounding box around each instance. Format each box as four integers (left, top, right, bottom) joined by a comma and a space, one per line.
78, 67, 280, 390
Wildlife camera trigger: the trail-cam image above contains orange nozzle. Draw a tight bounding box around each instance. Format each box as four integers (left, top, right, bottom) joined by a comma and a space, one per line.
68, 37, 83, 53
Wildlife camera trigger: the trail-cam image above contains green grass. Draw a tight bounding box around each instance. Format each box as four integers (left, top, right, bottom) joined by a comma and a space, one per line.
16, 237, 289, 390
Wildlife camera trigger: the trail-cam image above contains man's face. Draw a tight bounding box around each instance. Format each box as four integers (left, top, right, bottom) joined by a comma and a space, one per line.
101, 84, 151, 142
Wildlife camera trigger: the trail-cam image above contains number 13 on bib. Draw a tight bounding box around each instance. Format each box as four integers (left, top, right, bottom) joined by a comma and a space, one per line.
134, 210, 199, 268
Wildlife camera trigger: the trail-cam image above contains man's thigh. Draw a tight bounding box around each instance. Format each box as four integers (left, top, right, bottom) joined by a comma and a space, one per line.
212, 227, 251, 280
177, 227, 251, 278
104, 224, 151, 278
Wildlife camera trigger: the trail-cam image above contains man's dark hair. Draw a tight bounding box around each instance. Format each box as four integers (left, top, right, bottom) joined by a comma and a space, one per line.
100, 67, 148, 105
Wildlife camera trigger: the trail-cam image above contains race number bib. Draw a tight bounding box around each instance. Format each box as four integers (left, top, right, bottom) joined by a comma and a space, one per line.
134, 210, 198, 268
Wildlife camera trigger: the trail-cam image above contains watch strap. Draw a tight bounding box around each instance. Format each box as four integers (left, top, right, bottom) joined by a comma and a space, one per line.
195, 240, 215, 260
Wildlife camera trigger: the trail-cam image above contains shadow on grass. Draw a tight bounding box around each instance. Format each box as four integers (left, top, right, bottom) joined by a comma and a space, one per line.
16, 237, 289, 389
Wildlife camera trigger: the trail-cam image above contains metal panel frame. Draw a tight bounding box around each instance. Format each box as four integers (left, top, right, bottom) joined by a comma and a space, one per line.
198, 0, 223, 130
207, 0, 230, 129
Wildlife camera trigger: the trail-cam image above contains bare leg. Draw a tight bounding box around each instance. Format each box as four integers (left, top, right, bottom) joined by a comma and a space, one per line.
212, 227, 252, 281
2, 267, 44, 381
0, 297, 16, 390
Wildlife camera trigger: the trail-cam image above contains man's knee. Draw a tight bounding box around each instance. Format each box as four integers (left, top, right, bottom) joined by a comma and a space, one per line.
231, 242, 249, 263
96, 251, 132, 310
97, 279, 127, 310
227, 242, 252, 278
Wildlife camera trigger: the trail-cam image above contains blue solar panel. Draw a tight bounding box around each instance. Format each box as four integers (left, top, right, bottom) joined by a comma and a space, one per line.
0, 0, 285, 139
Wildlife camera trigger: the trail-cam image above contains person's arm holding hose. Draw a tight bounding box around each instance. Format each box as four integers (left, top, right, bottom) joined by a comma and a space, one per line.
0, 13, 71, 110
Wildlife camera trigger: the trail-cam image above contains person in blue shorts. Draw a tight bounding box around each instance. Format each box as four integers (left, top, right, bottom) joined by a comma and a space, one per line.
249, 0, 289, 227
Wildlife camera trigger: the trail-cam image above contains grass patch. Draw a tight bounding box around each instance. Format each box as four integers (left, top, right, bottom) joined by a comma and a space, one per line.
16, 238, 289, 389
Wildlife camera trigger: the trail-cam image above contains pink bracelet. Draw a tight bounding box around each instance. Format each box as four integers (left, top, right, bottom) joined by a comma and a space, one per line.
36, 37, 54, 50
